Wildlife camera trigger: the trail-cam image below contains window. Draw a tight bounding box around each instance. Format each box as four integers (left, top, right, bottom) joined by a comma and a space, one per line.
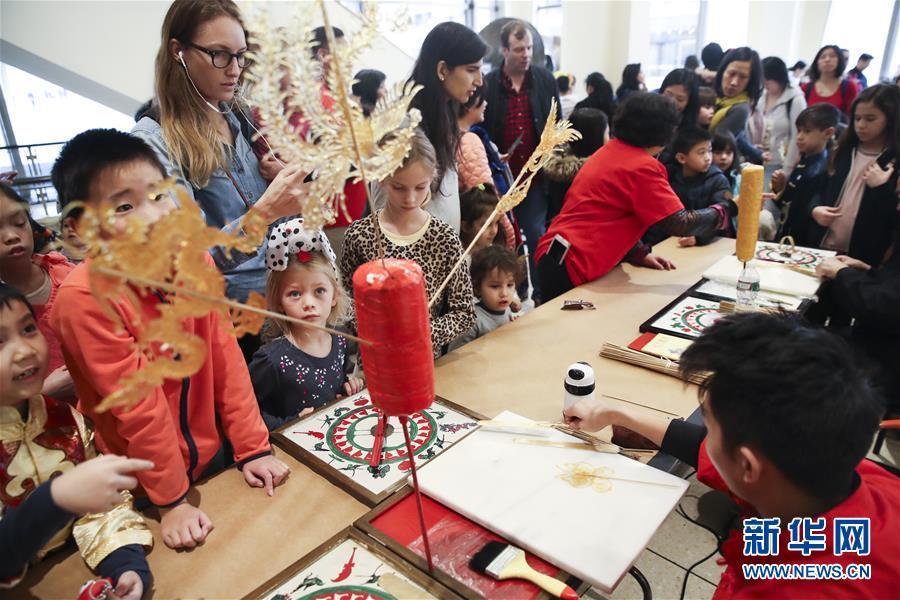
0, 62, 133, 217
352, 0, 469, 59
534, 0, 562, 71
646, 0, 702, 90
823, 0, 896, 84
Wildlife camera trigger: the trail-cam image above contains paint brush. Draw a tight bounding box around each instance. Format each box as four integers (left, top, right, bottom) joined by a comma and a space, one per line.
470, 541, 578, 600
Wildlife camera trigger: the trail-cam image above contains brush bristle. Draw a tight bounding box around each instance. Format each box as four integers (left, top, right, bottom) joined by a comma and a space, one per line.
469, 540, 508, 576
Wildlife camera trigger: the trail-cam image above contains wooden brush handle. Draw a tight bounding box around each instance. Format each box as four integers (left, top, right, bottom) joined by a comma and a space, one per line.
504, 551, 577, 599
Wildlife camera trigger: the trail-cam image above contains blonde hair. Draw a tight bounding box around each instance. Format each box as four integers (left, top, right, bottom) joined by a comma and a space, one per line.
384, 128, 439, 191
265, 253, 349, 337
155, 0, 248, 188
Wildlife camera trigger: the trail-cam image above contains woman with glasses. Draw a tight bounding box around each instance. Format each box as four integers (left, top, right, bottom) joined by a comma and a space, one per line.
132, 0, 310, 307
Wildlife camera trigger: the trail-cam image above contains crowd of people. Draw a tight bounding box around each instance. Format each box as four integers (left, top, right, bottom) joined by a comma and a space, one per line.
1, 0, 898, 597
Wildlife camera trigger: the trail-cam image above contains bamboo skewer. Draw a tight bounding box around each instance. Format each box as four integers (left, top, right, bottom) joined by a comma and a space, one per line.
580, 472, 683, 488
599, 342, 709, 385
94, 266, 373, 346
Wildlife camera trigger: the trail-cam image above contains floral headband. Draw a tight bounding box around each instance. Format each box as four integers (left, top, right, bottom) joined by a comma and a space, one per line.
265, 217, 337, 275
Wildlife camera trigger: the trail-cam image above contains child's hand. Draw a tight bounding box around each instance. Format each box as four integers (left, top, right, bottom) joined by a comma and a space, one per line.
242, 455, 291, 497
761, 151, 772, 164
563, 397, 618, 432
677, 236, 697, 247
42, 365, 76, 398
159, 502, 213, 549
770, 169, 786, 193
639, 254, 676, 270
343, 377, 365, 397
109, 571, 142, 600
863, 161, 894, 188
812, 205, 841, 226
51, 455, 154, 515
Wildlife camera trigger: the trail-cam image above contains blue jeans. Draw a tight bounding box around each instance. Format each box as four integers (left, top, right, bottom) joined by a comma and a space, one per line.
513, 182, 548, 300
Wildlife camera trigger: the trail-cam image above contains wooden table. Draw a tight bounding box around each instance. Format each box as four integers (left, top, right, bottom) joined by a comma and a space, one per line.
434, 237, 736, 423
13, 454, 368, 599
15, 237, 733, 599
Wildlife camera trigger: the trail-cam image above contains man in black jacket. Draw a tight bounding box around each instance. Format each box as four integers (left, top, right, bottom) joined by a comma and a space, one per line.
483, 20, 561, 300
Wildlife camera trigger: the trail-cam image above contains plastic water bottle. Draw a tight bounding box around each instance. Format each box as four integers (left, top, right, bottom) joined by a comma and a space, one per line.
736, 263, 760, 311
564, 362, 595, 410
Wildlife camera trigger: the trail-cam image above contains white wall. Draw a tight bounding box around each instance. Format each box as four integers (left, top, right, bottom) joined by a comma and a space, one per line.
0, 0, 414, 115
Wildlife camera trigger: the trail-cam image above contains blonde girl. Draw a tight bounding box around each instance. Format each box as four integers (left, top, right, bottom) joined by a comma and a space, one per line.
249, 218, 362, 431
340, 130, 475, 356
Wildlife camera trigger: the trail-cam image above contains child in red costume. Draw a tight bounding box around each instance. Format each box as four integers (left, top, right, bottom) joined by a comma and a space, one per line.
565, 313, 898, 598
0, 183, 76, 402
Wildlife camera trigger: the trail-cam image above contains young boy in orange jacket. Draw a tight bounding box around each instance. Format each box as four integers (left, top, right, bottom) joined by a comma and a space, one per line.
566, 313, 898, 599
49, 129, 290, 550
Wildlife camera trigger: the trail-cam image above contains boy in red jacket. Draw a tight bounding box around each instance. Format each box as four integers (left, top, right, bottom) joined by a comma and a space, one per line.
565, 313, 897, 599
49, 129, 290, 550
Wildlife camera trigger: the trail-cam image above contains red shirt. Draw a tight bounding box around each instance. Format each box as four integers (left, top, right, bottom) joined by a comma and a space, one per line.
801, 79, 859, 115
30, 252, 75, 376
698, 440, 900, 599
535, 139, 683, 286
501, 68, 537, 177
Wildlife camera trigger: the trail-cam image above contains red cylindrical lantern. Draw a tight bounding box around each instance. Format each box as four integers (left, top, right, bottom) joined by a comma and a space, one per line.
353, 258, 435, 416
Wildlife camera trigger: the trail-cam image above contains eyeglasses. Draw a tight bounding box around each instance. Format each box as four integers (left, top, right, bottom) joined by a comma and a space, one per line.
187, 43, 251, 69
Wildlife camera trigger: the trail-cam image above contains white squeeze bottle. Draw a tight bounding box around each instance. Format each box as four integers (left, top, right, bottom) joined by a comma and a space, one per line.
564, 362, 595, 410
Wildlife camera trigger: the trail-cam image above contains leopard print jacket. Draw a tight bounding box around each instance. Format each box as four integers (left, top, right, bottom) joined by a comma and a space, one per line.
340, 214, 476, 355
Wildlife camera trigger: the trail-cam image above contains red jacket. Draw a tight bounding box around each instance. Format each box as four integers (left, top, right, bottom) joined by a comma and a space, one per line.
698, 440, 900, 599
49, 256, 271, 507
536, 139, 683, 286
31, 252, 75, 376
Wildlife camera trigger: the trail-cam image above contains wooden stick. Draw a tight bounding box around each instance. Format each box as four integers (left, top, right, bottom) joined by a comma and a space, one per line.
582, 472, 683, 488
94, 266, 373, 345
319, 2, 388, 265
427, 207, 500, 308
513, 438, 609, 452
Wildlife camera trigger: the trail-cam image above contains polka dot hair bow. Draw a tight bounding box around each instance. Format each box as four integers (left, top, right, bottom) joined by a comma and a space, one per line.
266, 218, 337, 274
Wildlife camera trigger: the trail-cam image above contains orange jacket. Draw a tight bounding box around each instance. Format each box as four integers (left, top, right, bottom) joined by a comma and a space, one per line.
49, 256, 271, 507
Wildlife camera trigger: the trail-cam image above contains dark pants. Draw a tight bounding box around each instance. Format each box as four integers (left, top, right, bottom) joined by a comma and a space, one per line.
537, 253, 575, 302
513, 183, 549, 300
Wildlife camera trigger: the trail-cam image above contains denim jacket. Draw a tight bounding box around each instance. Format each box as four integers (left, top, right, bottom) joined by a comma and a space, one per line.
132, 111, 270, 301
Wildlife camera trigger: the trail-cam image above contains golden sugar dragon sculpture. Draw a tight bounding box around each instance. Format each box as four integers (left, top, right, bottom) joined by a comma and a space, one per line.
74, 180, 269, 412
244, 0, 422, 229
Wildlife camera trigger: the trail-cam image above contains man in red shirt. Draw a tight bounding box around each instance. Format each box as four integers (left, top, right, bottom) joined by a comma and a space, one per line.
565, 313, 899, 599
535, 93, 731, 301
483, 20, 561, 300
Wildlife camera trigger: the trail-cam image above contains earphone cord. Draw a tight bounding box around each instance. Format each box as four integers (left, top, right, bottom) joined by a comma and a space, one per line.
181, 57, 237, 115
233, 87, 286, 168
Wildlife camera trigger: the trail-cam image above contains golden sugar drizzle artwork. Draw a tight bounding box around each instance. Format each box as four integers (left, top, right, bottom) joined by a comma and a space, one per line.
244, 0, 422, 230
71, 179, 270, 412
557, 462, 614, 493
